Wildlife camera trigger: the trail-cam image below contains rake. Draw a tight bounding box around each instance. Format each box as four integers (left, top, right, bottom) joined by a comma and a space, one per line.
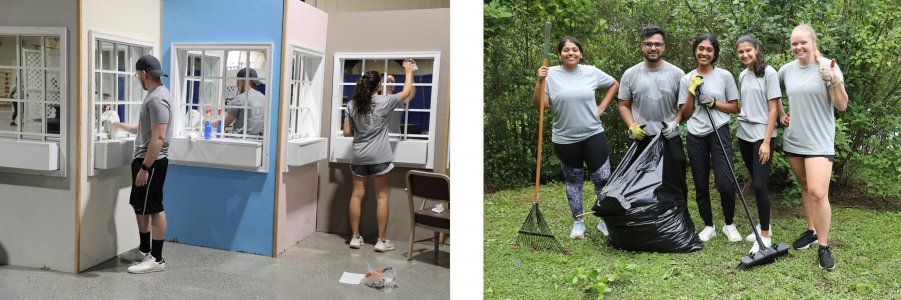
517, 22, 566, 253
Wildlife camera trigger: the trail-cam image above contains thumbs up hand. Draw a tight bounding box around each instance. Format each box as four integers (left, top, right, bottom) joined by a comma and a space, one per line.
819, 59, 842, 87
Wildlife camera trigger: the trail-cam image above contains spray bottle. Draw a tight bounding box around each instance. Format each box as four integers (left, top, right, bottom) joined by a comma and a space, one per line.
203, 109, 213, 140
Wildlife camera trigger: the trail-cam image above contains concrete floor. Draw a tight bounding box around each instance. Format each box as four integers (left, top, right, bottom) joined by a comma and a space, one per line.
0, 232, 450, 299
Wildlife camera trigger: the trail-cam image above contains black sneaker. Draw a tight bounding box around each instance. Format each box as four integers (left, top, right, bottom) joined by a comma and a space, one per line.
10, 121, 16, 126
818, 245, 835, 270
792, 229, 818, 249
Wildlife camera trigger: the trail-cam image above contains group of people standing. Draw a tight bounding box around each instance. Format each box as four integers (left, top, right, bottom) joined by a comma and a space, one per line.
533, 24, 847, 270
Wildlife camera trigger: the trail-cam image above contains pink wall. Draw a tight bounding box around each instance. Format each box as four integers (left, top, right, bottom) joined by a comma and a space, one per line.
276, 0, 328, 255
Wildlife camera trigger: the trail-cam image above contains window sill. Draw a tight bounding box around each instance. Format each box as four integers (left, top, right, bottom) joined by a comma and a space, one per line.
330, 137, 429, 167
93, 137, 136, 170
169, 137, 263, 170
286, 137, 327, 168
0, 139, 59, 171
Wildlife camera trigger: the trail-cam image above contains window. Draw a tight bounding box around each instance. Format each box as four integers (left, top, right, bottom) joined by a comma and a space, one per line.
284, 46, 326, 168
0, 27, 66, 173
287, 47, 323, 140
88, 32, 153, 173
169, 43, 272, 170
330, 52, 441, 169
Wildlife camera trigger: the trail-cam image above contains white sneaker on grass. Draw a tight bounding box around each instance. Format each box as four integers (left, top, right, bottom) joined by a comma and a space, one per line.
374, 239, 395, 252
749, 235, 773, 255
745, 224, 773, 242
120, 248, 149, 263
722, 224, 742, 242
349, 235, 364, 249
596, 219, 609, 237
570, 219, 586, 240
127, 255, 166, 274
698, 226, 716, 242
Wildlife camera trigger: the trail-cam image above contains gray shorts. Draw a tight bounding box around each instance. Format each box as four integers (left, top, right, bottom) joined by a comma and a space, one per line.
350, 162, 394, 177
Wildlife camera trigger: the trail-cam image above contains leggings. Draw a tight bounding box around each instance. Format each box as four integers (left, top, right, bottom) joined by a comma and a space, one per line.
738, 138, 772, 231
687, 125, 736, 227
554, 132, 611, 220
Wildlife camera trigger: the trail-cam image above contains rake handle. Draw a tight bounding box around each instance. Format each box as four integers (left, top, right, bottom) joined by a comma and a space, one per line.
534, 58, 548, 204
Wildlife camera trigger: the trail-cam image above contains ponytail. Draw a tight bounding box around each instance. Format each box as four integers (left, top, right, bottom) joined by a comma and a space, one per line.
352, 71, 381, 115
735, 35, 769, 78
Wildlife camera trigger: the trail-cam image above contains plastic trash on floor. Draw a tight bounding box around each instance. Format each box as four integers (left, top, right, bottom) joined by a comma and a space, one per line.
362, 264, 397, 292
591, 135, 703, 253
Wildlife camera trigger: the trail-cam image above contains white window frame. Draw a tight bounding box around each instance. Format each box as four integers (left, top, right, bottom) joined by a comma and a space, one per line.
87, 31, 154, 175
330, 51, 441, 169
284, 46, 327, 168
0, 26, 67, 175
169, 43, 273, 172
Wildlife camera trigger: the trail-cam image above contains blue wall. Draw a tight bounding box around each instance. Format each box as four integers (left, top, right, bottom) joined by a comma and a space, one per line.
161, 0, 284, 255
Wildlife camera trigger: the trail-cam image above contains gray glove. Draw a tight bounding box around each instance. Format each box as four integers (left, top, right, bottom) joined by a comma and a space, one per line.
661, 121, 680, 139
697, 93, 716, 108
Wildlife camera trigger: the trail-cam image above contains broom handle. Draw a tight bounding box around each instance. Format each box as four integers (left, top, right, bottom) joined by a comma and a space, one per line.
534, 58, 548, 204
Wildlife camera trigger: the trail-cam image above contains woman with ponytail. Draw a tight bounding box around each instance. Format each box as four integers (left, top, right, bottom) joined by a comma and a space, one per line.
778, 24, 848, 270
343, 60, 416, 252
734, 35, 782, 255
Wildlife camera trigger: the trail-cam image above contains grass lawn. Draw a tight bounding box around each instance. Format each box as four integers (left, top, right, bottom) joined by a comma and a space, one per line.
484, 182, 901, 299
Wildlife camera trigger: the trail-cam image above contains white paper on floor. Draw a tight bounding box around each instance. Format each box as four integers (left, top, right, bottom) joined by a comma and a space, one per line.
339, 272, 365, 284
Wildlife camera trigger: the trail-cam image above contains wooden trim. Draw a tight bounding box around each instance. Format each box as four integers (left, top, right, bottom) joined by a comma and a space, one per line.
272, 0, 289, 257
74, 0, 82, 274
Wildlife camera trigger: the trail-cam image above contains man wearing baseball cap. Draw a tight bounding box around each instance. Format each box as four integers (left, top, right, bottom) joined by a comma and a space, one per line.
114, 54, 174, 274
212, 67, 265, 136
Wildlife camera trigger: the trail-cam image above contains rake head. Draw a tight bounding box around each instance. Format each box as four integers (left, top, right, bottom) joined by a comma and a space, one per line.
737, 243, 790, 271
517, 203, 568, 254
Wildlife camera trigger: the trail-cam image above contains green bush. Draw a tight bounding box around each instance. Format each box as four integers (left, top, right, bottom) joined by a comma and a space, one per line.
484, 0, 900, 201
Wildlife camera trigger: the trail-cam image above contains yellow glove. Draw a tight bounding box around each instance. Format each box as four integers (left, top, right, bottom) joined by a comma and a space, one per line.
628, 123, 648, 140
689, 75, 704, 96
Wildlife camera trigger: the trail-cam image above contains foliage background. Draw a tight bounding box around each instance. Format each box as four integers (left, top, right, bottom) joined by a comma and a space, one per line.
483, 0, 900, 202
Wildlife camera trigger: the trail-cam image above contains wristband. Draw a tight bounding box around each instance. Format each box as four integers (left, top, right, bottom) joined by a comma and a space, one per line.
141, 164, 151, 171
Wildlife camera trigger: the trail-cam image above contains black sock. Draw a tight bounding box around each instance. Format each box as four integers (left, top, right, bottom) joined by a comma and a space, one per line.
151, 239, 164, 262
139, 232, 151, 253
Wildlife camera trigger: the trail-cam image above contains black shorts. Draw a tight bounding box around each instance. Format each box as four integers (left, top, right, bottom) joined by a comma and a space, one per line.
350, 162, 394, 177
784, 151, 835, 163
130, 158, 169, 215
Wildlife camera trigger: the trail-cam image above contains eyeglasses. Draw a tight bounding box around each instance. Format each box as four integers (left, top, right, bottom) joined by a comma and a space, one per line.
642, 42, 665, 48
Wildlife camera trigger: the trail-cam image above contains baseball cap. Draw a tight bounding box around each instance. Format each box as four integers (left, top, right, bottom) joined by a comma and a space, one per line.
236, 68, 263, 86
135, 55, 168, 78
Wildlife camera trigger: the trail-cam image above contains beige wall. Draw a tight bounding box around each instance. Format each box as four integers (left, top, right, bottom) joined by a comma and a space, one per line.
317, 8, 449, 241
306, 0, 449, 13
77, 0, 161, 271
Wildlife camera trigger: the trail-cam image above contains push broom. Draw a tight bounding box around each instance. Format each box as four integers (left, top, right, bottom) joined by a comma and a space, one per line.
696, 84, 789, 270
517, 21, 566, 253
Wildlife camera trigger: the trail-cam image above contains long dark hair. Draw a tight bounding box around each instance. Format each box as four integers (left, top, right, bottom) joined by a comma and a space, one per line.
556, 36, 585, 63
353, 71, 381, 115
691, 33, 720, 66
736, 35, 769, 77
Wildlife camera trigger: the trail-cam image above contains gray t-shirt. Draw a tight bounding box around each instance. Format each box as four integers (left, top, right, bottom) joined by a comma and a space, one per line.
228, 89, 266, 135
617, 61, 684, 136
737, 66, 782, 142
778, 58, 844, 155
134, 86, 174, 160
347, 94, 403, 164
543, 64, 615, 144
678, 67, 739, 136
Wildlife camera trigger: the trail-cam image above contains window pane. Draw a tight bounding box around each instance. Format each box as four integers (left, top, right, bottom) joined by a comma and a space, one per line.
200, 78, 220, 110
46, 104, 61, 134
93, 72, 101, 103
249, 50, 267, 79
42, 36, 61, 69
98, 41, 114, 71
130, 45, 146, 69
1, 68, 18, 99
0, 35, 17, 66
364, 59, 384, 75
101, 72, 115, 103
186, 52, 200, 77
401, 111, 430, 135
130, 76, 144, 103
202, 50, 223, 78
408, 86, 431, 109
412, 59, 434, 84
45, 70, 61, 103
20, 102, 44, 134
226, 50, 247, 76
116, 44, 127, 72
342, 59, 360, 83
303, 55, 321, 82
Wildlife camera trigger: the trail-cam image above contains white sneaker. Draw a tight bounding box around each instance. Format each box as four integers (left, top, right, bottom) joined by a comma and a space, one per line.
722, 224, 742, 242
374, 239, 395, 252
596, 219, 609, 237
120, 248, 149, 263
127, 255, 166, 274
570, 220, 586, 240
698, 226, 716, 242
745, 224, 773, 242
349, 235, 364, 249
749, 235, 773, 254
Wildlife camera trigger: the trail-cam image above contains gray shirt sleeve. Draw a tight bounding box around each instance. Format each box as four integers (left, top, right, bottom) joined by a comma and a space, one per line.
677, 73, 691, 106
149, 97, 170, 124
724, 69, 739, 101
617, 68, 633, 101
765, 68, 781, 100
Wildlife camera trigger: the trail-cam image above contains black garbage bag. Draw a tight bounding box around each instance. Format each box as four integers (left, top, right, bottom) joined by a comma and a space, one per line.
592, 134, 703, 253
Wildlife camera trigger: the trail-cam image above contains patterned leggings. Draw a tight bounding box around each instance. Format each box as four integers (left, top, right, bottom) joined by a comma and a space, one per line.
554, 132, 611, 220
